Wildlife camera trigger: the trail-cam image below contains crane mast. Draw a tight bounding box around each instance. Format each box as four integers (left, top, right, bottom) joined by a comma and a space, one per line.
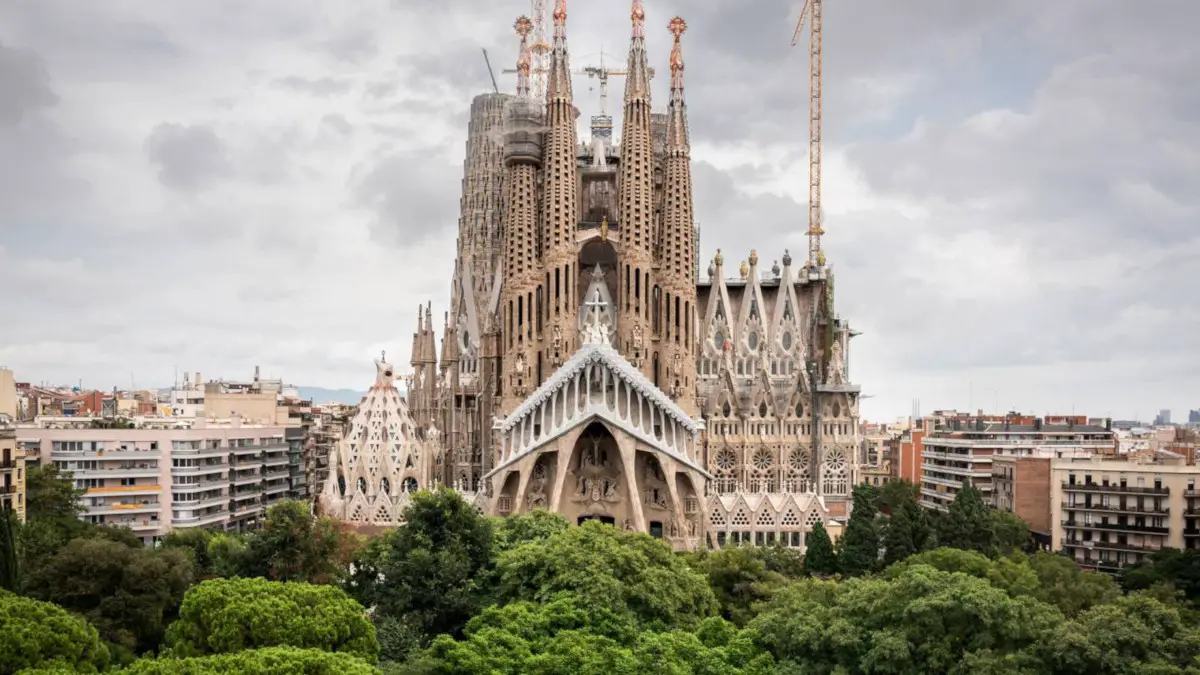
792, 0, 825, 270
529, 0, 550, 101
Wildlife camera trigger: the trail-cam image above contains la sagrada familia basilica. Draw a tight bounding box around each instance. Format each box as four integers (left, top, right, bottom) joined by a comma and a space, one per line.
321, 1, 863, 551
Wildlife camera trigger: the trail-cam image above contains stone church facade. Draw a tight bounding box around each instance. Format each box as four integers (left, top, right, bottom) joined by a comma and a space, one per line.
321, 1, 862, 552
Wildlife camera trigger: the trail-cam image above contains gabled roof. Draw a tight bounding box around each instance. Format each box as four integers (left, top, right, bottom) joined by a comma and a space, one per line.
499, 341, 702, 434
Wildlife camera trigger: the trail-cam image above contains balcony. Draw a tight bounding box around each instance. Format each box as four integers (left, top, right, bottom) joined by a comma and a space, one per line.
170, 445, 227, 459
173, 490, 226, 505
172, 509, 227, 527
1062, 481, 1167, 496
85, 485, 161, 496
1064, 538, 1163, 553
926, 437, 1113, 448
1062, 519, 1170, 535
71, 467, 160, 479
172, 478, 226, 491
85, 502, 161, 515
1061, 501, 1170, 516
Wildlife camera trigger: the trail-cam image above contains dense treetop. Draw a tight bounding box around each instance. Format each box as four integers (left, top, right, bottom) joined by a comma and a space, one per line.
5, 477, 1200, 674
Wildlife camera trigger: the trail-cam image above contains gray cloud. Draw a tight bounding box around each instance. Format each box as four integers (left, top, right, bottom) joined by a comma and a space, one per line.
354, 148, 461, 247
0, 44, 58, 126
273, 76, 354, 96
144, 122, 228, 191
321, 113, 353, 135
0, 0, 1195, 421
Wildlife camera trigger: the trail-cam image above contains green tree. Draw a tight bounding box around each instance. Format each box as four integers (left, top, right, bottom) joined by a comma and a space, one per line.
495, 520, 718, 631
1027, 551, 1120, 617
1037, 593, 1200, 673
0, 590, 111, 673
241, 500, 357, 584
375, 488, 494, 644
752, 564, 1063, 673
159, 528, 219, 579
990, 509, 1031, 555
937, 479, 994, 554
881, 494, 933, 566
24, 465, 85, 521
108, 647, 380, 674
0, 505, 19, 592
345, 533, 391, 610
1122, 548, 1200, 609
416, 597, 771, 675
876, 479, 920, 515
163, 577, 377, 660
802, 521, 837, 576
837, 484, 881, 576
490, 509, 570, 555
25, 537, 193, 654
18, 465, 90, 571
698, 546, 790, 625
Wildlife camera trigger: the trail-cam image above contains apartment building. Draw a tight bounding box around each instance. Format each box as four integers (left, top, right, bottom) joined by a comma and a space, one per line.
1053, 453, 1200, 572
21, 415, 294, 545
0, 369, 24, 521
919, 415, 1114, 512
991, 456, 1052, 548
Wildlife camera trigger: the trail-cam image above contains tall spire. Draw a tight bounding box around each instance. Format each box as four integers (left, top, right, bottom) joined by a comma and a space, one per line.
623, 0, 650, 105
659, 15, 699, 414
666, 16, 689, 155
547, 0, 572, 103
514, 16, 533, 99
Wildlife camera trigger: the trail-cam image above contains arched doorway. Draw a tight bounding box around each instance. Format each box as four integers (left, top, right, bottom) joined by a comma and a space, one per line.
563, 421, 626, 527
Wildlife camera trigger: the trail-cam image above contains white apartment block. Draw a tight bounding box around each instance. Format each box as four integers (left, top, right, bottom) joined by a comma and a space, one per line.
920, 417, 1115, 512
19, 416, 295, 545
1053, 453, 1200, 571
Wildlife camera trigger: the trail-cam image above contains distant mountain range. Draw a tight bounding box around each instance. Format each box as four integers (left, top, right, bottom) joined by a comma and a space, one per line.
299, 387, 370, 405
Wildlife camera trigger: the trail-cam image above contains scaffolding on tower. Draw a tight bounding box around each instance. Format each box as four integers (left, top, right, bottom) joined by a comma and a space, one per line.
529, 0, 550, 101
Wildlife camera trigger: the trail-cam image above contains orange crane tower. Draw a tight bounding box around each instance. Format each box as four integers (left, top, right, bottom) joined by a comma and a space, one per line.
792, 0, 825, 270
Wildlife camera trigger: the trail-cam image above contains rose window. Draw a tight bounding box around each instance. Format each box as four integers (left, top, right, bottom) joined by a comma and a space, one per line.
715, 449, 736, 471
752, 448, 772, 471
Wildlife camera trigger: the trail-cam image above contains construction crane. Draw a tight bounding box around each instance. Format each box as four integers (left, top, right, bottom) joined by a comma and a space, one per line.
792, 0, 825, 270
480, 48, 500, 93
529, 0, 550, 100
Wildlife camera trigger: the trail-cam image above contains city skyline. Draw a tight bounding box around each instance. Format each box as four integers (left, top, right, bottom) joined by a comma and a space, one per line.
2, 0, 1196, 421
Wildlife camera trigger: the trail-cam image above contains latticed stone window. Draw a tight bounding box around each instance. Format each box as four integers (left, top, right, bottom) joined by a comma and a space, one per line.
781, 507, 802, 527
730, 508, 751, 527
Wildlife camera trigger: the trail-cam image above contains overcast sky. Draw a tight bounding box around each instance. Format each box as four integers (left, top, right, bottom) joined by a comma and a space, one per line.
1, 1, 1195, 422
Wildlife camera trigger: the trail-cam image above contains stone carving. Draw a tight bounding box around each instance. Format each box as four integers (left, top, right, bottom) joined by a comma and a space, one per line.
826, 340, 846, 385
631, 322, 645, 367
572, 438, 621, 506
551, 323, 563, 367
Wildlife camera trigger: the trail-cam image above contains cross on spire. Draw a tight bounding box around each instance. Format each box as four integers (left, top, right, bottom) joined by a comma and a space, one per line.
582, 286, 611, 345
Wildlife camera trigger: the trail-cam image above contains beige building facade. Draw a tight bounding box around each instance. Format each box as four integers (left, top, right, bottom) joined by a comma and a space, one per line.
921, 418, 1113, 511
20, 416, 293, 544
1, 368, 24, 521
1052, 454, 1200, 571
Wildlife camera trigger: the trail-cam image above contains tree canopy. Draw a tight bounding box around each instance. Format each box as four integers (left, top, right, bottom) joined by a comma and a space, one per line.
0, 590, 111, 673
163, 578, 377, 661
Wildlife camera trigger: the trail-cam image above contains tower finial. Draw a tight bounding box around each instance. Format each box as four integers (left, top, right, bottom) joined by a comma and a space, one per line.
668, 16, 686, 96
514, 16, 533, 99
547, 0, 572, 103
553, 0, 567, 37
631, 0, 645, 38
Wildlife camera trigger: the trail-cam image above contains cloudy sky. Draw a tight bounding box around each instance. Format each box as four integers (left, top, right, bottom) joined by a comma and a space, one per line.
1, 1, 1195, 422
